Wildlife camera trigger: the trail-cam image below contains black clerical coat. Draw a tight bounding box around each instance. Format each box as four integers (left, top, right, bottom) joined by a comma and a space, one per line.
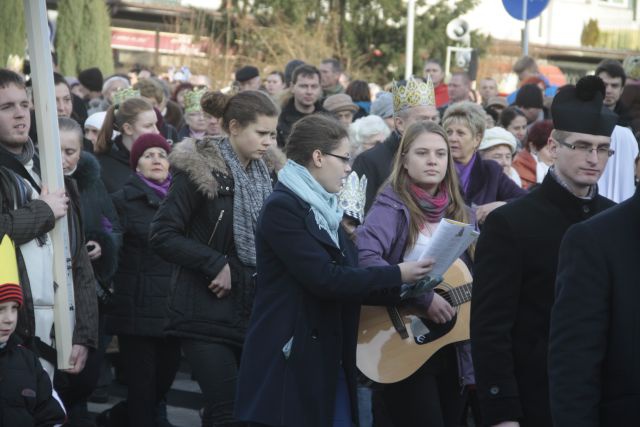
470, 173, 615, 426
549, 187, 640, 427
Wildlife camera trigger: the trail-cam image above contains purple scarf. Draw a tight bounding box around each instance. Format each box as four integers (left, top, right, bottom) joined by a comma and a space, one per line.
455, 152, 477, 193
409, 182, 450, 223
136, 172, 172, 199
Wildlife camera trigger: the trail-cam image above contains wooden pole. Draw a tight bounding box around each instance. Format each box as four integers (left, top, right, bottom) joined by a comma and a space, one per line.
23, 0, 75, 370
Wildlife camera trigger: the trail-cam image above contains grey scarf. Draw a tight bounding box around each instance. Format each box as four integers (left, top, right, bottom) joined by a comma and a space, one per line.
15, 138, 36, 165
219, 138, 272, 267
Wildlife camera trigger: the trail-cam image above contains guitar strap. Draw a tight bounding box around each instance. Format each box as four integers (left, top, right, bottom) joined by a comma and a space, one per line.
386, 306, 409, 339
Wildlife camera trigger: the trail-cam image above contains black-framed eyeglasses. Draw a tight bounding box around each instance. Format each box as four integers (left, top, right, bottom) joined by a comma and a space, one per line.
556, 139, 615, 158
323, 152, 352, 164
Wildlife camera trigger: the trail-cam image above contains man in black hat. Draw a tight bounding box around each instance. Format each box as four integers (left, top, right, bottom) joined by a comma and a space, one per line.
77, 67, 104, 107
514, 83, 544, 124
548, 149, 640, 427
235, 65, 261, 92
471, 76, 618, 427
548, 81, 640, 426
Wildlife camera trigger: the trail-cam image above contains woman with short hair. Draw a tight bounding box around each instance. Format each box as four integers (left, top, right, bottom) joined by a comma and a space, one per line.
349, 115, 391, 157
443, 102, 526, 223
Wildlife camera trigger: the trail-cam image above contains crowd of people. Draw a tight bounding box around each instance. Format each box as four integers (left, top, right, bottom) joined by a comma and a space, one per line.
0, 49, 639, 427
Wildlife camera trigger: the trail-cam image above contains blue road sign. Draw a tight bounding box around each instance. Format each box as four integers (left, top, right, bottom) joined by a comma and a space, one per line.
502, 0, 549, 20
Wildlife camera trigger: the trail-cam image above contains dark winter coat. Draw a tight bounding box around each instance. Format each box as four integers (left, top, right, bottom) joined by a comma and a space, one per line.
276, 97, 325, 148
96, 137, 131, 194
71, 152, 121, 286
149, 137, 258, 347
65, 177, 100, 350
155, 108, 179, 144
464, 155, 527, 206
0, 335, 66, 427
235, 183, 403, 427
106, 174, 174, 337
352, 130, 401, 212
0, 147, 98, 352
176, 125, 192, 143
470, 174, 615, 427
549, 187, 640, 427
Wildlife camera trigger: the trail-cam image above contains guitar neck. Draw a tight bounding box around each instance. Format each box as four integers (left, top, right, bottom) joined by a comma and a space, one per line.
443, 283, 472, 307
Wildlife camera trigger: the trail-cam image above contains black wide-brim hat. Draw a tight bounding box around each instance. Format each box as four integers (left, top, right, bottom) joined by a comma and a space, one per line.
551, 75, 618, 137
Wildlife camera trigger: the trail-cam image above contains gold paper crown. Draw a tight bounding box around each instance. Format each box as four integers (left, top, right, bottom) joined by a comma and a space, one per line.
391, 76, 435, 113
338, 172, 368, 224
112, 88, 140, 106
184, 88, 206, 114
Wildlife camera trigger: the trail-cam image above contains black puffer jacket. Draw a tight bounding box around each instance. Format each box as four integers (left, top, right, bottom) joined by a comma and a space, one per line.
149, 137, 259, 347
71, 152, 121, 286
106, 174, 174, 337
0, 335, 66, 426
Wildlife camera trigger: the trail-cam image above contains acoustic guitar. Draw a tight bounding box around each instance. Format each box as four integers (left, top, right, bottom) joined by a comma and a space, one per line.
356, 259, 472, 384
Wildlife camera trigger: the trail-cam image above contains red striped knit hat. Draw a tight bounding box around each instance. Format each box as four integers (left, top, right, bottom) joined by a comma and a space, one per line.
0, 235, 23, 307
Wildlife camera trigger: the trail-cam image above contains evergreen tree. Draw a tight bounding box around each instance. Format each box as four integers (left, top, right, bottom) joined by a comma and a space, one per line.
55, 0, 113, 76
79, 0, 114, 75
0, 0, 25, 68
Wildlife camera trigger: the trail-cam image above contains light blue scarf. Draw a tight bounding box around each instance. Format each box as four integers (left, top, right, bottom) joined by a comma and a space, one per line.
278, 160, 344, 247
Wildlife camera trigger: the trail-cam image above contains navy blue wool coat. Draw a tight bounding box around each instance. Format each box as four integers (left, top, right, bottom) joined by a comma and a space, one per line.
235, 183, 403, 427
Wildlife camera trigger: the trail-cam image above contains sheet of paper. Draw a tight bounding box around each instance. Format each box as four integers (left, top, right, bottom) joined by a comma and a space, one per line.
420, 218, 479, 276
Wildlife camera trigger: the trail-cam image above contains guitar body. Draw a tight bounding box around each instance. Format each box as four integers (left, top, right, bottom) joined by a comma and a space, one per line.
357, 259, 473, 384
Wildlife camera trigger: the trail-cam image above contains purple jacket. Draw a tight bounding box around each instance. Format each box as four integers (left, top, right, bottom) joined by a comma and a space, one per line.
356, 184, 475, 386
465, 156, 526, 206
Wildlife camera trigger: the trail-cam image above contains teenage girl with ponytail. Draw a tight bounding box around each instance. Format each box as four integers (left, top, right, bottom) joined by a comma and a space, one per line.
94, 97, 159, 193
149, 90, 281, 427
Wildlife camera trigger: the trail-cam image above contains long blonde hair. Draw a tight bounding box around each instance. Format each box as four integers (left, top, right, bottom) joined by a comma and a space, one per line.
388, 121, 470, 250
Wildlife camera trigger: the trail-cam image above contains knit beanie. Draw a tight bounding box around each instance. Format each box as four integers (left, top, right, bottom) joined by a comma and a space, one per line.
370, 91, 394, 119
0, 235, 23, 307
515, 84, 543, 109
479, 127, 518, 154
129, 133, 172, 170
78, 67, 104, 93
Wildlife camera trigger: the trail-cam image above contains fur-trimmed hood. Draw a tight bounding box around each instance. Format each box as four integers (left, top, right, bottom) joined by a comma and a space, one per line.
169, 136, 287, 199
169, 137, 228, 200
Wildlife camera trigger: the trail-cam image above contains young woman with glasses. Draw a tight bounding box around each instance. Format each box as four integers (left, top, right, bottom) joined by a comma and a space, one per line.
235, 114, 434, 427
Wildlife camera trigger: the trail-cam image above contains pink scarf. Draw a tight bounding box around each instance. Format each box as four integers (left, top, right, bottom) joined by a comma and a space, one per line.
409, 182, 450, 223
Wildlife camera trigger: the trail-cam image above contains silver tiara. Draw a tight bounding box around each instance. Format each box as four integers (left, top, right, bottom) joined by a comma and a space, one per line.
338, 172, 367, 224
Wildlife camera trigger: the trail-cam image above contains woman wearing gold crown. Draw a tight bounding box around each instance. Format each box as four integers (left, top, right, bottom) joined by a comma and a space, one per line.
357, 120, 476, 427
